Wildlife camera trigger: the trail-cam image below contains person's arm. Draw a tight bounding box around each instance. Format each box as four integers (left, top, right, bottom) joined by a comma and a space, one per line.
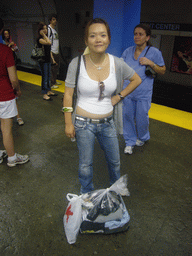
47, 26, 51, 39
63, 87, 75, 138
8, 41, 15, 48
39, 32, 51, 45
9, 41, 19, 52
120, 72, 142, 97
7, 65, 21, 97
139, 57, 166, 75
111, 72, 142, 106
50, 51, 57, 65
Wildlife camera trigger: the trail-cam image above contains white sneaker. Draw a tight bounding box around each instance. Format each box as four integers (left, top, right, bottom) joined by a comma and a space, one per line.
124, 146, 133, 154
136, 139, 145, 146
7, 153, 29, 167
51, 85, 59, 89
0, 150, 7, 164
17, 118, 24, 126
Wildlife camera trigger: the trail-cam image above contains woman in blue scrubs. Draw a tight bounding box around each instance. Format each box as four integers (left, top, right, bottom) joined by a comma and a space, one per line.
122, 24, 166, 154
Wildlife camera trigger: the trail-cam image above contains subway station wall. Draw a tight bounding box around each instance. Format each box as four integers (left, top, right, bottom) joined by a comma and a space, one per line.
140, 0, 192, 86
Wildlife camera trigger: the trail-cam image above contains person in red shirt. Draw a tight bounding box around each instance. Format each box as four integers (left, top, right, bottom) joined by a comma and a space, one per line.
2, 28, 24, 125
0, 18, 29, 167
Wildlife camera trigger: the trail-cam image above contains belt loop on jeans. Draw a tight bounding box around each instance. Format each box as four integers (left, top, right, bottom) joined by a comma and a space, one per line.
75, 115, 113, 124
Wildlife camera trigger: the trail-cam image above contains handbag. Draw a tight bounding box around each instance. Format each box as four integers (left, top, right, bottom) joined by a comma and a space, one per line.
144, 46, 157, 78
31, 44, 45, 61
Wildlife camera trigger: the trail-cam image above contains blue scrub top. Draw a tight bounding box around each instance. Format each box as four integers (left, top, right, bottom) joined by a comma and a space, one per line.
122, 46, 165, 100
0, 35, 3, 44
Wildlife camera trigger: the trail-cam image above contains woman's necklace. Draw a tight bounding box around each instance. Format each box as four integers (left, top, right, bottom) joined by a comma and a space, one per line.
89, 54, 106, 70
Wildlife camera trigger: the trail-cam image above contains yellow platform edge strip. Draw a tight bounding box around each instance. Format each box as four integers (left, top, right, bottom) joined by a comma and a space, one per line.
17, 70, 192, 131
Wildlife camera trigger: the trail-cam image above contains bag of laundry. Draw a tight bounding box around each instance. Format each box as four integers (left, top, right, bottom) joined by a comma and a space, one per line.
63, 175, 130, 244
80, 174, 130, 234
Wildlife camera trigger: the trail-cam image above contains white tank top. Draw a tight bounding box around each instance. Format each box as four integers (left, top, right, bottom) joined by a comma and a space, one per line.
77, 54, 117, 115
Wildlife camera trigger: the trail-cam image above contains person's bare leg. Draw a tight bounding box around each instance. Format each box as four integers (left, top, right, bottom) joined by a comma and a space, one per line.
1, 118, 15, 157
16, 100, 20, 119
16, 100, 24, 125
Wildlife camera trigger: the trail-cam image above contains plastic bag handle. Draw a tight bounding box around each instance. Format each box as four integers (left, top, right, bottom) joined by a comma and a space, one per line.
66, 193, 80, 202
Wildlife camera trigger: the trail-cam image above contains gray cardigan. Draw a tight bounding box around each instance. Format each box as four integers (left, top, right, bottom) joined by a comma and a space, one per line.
65, 54, 135, 134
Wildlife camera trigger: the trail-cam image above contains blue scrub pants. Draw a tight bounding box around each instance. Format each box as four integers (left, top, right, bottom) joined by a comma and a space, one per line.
123, 97, 151, 146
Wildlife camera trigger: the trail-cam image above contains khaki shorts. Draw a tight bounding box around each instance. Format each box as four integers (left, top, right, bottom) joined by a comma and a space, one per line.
0, 99, 18, 119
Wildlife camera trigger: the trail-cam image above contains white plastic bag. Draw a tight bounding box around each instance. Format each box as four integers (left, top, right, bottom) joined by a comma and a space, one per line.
80, 174, 130, 234
63, 193, 82, 244
109, 174, 130, 196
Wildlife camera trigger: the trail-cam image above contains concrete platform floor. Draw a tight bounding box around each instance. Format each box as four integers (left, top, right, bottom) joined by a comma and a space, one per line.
0, 81, 192, 256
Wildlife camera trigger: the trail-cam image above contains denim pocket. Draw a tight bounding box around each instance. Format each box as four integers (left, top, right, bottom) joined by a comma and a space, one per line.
108, 119, 115, 128
104, 119, 117, 137
74, 119, 86, 132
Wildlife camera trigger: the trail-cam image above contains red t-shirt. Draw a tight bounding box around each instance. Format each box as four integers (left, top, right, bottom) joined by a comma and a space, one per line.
0, 44, 16, 101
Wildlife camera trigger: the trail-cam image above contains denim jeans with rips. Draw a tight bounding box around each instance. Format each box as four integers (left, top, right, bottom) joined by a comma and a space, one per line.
75, 117, 121, 194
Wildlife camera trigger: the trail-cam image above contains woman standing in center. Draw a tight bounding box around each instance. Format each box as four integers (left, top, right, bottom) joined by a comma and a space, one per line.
63, 18, 141, 194
37, 22, 57, 101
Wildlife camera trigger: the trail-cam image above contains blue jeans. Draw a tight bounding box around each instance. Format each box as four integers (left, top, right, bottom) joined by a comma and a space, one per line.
39, 62, 51, 94
75, 116, 121, 194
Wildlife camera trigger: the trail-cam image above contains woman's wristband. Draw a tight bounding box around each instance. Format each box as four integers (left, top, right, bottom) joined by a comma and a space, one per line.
118, 93, 124, 100
62, 107, 73, 113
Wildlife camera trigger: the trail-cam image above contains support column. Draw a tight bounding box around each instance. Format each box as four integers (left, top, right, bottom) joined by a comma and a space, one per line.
93, 0, 141, 57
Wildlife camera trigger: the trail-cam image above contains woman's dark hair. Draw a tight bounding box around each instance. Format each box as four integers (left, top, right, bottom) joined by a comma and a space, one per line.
37, 22, 46, 38
2, 29, 10, 41
84, 18, 111, 43
134, 23, 152, 46
49, 13, 57, 23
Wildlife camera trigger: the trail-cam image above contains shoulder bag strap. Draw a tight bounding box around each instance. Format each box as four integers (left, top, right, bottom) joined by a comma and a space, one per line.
75, 55, 81, 87
144, 46, 151, 57
73, 55, 81, 108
